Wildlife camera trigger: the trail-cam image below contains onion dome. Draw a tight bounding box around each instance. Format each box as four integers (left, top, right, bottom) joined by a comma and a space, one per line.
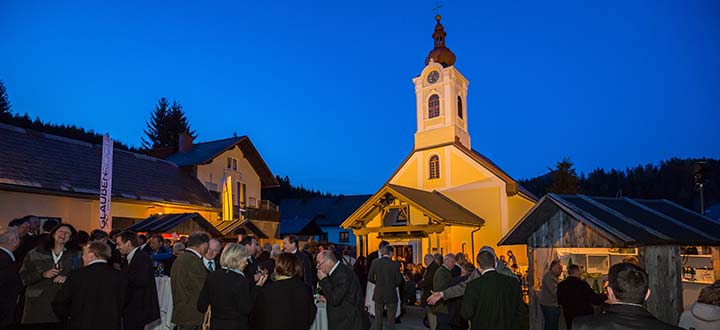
424, 15, 456, 67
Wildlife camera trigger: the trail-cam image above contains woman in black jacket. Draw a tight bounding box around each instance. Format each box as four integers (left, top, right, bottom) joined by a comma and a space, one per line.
251, 252, 317, 330
197, 243, 267, 330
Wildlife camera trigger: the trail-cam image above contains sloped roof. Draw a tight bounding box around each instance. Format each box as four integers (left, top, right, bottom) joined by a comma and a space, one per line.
386, 141, 537, 202
213, 219, 269, 238
126, 213, 223, 237
278, 217, 324, 236
163, 136, 278, 187
279, 195, 372, 227
0, 123, 220, 208
499, 194, 720, 246
341, 184, 485, 229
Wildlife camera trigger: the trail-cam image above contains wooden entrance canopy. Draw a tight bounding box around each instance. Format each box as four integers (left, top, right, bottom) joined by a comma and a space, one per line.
341, 184, 485, 230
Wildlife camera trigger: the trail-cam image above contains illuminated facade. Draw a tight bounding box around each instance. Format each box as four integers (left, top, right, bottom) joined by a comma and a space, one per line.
341, 16, 537, 264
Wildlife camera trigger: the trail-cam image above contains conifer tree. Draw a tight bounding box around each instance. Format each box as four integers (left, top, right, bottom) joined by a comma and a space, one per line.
549, 157, 580, 194
0, 80, 12, 120
142, 98, 196, 149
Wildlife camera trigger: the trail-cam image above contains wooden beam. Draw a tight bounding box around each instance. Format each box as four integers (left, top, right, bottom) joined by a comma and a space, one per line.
354, 224, 445, 236
713, 247, 720, 282
639, 246, 682, 326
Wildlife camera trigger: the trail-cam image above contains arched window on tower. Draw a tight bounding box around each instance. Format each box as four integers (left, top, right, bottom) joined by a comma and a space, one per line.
428, 94, 440, 118
457, 96, 463, 119
429, 155, 440, 179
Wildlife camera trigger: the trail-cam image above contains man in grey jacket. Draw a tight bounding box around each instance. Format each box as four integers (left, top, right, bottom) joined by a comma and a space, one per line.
427, 246, 517, 305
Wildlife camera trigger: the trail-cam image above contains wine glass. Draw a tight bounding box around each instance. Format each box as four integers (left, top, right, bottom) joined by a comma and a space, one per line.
54, 262, 63, 273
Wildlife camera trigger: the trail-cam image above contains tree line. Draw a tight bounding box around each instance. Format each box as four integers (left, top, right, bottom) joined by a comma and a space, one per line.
3, 80, 716, 208
0, 79, 329, 199
520, 157, 719, 212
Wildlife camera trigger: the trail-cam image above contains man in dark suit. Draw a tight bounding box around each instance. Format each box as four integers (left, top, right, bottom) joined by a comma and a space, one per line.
367, 240, 389, 269
0, 227, 22, 330
433, 254, 456, 330
240, 236, 260, 280
558, 264, 607, 329
573, 263, 682, 330
461, 250, 523, 330
115, 231, 161, 330
368, 245, 403, 330
138, 234, 150, 253
419, 253, 440, 328
170, 232, 210, 330
316, 250, 370, 330
8, 217, 33, 266
52, 241, 127, 330
282, 234, 316, 288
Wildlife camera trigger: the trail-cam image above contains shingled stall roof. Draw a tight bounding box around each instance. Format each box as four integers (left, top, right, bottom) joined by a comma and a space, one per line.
341, 184, 485, 229
163, 136, 279, 188
212, 219, 269, 238
279, 194, 372, 227
278, 217, 324, 236
0, 124, 220, 208
499, 193, 720, 247
126, 213, 223, 237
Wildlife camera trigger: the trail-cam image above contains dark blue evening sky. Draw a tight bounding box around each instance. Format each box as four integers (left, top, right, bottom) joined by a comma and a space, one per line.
2, 1, 719, 195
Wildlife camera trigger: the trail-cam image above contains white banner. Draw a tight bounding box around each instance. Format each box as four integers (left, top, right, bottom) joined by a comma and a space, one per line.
99, 134, 114, 232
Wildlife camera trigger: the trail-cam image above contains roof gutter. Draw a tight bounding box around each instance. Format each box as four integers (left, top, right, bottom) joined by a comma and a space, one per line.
470, 226, 483, 265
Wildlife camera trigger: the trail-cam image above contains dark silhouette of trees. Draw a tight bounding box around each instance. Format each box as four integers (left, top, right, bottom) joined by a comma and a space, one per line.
142, 98, 197, 149
521, 158, 720, 212
548, 157, 580, 194
262, 175, 333, 204
0, 80, 12, 120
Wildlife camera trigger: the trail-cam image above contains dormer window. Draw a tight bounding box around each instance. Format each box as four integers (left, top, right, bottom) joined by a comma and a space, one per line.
429, 155, 440, 179
457, 96, 463, 119
428, 94, 440, 118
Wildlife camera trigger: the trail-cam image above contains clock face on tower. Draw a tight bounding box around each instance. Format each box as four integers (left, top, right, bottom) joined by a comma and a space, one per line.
427, 71, 440, 84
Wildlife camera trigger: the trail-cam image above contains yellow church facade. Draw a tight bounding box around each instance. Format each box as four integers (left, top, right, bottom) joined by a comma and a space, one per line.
341, 16, 536, 265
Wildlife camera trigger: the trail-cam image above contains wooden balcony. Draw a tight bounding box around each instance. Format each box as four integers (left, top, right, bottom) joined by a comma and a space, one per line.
232, 200, 280, 222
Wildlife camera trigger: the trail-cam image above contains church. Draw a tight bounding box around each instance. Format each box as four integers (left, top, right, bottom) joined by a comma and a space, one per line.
341, 16, 537, 265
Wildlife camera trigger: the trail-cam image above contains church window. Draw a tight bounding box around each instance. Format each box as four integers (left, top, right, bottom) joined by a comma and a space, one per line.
457, 96, 463, 119
429, 155, 440, 179
428, 94, 440, 118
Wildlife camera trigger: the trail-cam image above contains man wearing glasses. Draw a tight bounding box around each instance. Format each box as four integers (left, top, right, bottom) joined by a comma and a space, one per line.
316, 250, 370, 330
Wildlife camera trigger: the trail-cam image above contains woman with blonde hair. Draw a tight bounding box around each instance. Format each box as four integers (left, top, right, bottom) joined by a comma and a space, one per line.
679, 280, 720, 330
197, 243, 267, 330
251, 252, 316, 330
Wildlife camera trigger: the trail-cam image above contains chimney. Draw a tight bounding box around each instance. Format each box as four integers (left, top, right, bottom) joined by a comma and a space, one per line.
178, 132, 194, 153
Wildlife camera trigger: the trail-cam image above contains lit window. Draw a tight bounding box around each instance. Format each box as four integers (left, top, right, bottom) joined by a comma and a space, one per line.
428, 94, 440, 118
457, 96, 463, 119
429, 155, 440, 179
339, 231, 349, 243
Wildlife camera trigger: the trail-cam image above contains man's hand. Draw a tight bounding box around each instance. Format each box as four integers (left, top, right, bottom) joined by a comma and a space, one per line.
317, 269, 328, 281
427, 291, 444, 305
43, 269, 59, 279
53, 275, 67, 284
256, 273, 268, 287
316, 295, 327, 303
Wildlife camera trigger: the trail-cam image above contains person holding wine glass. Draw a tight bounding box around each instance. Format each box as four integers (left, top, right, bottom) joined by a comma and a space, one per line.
19, 223, 82, 330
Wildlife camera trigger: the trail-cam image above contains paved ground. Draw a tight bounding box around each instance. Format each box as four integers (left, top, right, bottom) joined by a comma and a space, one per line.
371, 304, 428, 330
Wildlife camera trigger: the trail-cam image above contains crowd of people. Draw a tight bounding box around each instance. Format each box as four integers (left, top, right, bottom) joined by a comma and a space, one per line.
1, 215, 719, 330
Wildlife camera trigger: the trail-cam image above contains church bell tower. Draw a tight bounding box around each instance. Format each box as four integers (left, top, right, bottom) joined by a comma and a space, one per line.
413, 15, 471, 150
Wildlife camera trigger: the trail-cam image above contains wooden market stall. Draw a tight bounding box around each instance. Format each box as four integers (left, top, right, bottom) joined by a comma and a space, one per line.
499, 194, 720, 329
126, 212, 224, 237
